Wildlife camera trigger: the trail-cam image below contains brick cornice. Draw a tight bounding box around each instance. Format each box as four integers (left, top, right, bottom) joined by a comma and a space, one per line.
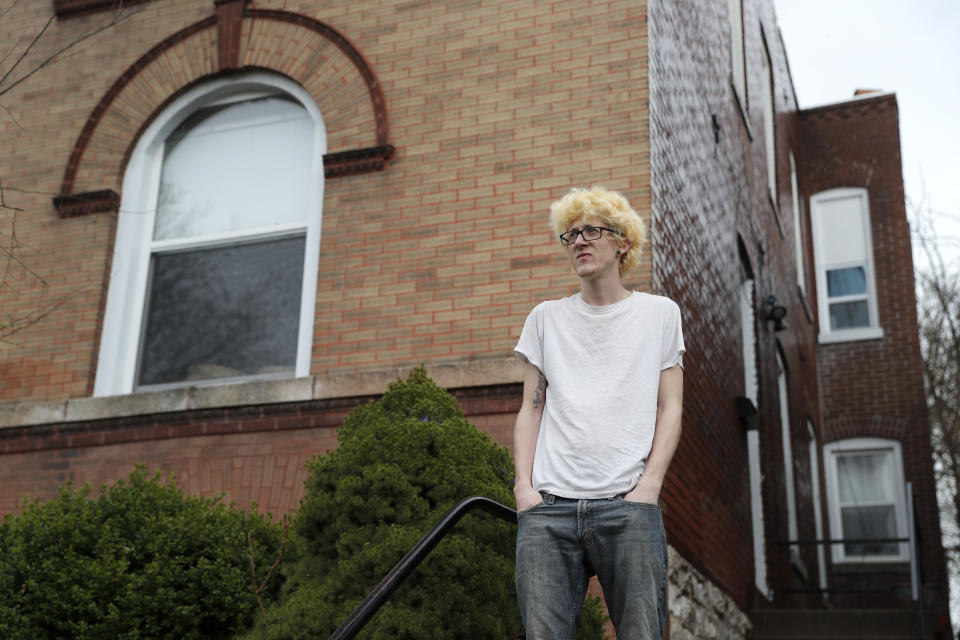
324, 145, 396, 178
52, 189, 119, 218
797, 91, 897, 119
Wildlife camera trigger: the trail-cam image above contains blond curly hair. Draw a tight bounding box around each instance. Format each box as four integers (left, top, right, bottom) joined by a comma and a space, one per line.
549, 186, 646, 276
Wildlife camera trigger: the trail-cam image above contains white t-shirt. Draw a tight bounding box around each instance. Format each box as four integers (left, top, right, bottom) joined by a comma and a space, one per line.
514, 292, 685, 499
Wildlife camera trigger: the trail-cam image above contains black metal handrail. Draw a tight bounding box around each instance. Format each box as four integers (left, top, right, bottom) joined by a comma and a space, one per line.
327, 496, 517, 640
777, 481, 924, 640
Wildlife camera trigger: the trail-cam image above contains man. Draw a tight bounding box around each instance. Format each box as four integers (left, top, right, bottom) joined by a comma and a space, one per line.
513, 186, 684, 639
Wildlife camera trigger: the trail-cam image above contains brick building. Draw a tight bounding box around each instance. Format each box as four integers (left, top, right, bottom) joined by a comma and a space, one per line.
0, 0, 949, 636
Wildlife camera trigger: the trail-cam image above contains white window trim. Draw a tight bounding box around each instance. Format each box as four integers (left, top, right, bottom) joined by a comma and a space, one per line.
761, 44, 777, 209
810, 188, 883, 344
789, 152, 806, 298
807, 421, 828, 598
776, 350, 801, 569
823, 438, 909, 564
740, 276, 770, 598
94, 72, 327, 397
740, 279, 758, 406
728, 0, 746, 112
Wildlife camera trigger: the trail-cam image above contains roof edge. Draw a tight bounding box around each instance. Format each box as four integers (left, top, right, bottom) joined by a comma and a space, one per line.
798, 90, 897, 117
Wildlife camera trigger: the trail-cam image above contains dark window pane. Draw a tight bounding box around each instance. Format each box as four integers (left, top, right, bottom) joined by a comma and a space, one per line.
841, 505, 898, 556
829, 300, 869, 330
826, 266, 866, 297
137, 236, 304, 387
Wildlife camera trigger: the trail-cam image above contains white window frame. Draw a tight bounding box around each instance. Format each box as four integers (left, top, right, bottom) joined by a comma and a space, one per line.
823, 438, 908, 563
776, 349, 801, 569
760, 39, 778, 219
810, 188, 883, 343
740, 275, 771, 598
807, 421, 828, 598
93, 72, 327, 396
790, 152, 806, 297
728, 0, 746, 112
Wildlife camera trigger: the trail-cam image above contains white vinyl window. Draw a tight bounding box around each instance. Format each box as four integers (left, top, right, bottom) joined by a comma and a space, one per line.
810, 188, 883, 343
823, 438, 908, 563
728, 0, 746, 110
94, 73, 326, 396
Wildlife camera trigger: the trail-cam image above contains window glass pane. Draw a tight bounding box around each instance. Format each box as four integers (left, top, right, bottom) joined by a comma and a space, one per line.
841, 505, 898, 556
829, 300, 869, 330
836, 451, 894, 503
155, 96, 313, 240
827, 266, 867, 297
817, 195, 866, 265
137, 236, 305, 387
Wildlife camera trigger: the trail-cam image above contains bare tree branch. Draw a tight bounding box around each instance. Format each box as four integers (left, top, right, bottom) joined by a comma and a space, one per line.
913, 194, 960, 589
0, 14, 56, 90
0, 4, 145, 99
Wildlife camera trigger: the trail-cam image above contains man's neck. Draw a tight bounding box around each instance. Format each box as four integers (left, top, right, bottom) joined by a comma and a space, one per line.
580, 275, 631, 306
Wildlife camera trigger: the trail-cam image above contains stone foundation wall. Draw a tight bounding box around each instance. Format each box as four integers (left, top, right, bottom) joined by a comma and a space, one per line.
668, 547, 751, 640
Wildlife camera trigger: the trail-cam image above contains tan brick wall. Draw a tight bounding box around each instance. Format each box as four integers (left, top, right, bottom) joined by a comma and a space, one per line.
0, 0, 651, 402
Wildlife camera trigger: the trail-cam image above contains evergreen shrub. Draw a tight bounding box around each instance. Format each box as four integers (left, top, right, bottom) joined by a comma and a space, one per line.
0, 466, 285, 640
248, 367, 607, 640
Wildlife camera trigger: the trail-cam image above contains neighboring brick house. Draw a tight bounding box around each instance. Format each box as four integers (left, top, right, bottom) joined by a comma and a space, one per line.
0, 0, 949, 636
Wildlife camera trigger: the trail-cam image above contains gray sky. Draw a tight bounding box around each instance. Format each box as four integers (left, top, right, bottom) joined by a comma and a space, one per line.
773, 0, 960, 266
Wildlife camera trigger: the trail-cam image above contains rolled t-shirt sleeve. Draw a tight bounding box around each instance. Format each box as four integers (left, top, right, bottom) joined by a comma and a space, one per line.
514, 303, 545, 371
661, 301, 685, 370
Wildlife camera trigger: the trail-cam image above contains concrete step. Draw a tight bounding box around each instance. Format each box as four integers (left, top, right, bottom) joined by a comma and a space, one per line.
748, 609, 926, 639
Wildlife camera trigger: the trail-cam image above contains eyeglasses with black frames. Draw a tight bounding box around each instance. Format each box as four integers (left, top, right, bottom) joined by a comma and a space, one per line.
559, 226, 620, 246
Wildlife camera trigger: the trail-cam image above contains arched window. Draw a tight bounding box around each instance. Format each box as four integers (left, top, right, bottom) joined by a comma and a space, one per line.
94, 73, 326, 396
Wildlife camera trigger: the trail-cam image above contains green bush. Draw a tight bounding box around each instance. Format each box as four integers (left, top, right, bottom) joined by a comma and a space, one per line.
247, 367, 607, 640
0, 466, 285, 640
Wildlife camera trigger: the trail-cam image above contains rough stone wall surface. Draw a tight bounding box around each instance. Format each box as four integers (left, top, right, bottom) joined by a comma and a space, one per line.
0, 0, 651, 403
797, 96, 950, 612
668, 546, 751, 640
647, 0, 821, 608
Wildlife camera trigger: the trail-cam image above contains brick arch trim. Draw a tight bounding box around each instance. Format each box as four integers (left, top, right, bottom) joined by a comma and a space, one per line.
56, 9, 391, 215
247, 9, 390, 147
824, 415, 911, 442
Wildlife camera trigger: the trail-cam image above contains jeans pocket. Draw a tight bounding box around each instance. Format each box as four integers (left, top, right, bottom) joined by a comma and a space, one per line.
516, 499, 545, 518
619, 496, 662, 511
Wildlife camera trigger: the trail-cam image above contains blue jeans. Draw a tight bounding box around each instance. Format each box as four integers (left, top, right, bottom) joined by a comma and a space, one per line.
515, 493, 667, 639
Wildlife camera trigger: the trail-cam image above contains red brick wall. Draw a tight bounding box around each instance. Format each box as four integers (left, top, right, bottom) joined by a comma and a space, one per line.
797, 95, 949, 612
0, 386, 520, 518
648, 0, 823, 608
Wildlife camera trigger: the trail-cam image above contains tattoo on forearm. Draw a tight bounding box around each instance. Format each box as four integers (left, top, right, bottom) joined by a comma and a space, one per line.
533, 372, 546, 409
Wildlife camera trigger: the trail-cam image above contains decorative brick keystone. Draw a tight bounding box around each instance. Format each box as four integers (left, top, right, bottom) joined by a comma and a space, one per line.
215, 0, 249, 70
